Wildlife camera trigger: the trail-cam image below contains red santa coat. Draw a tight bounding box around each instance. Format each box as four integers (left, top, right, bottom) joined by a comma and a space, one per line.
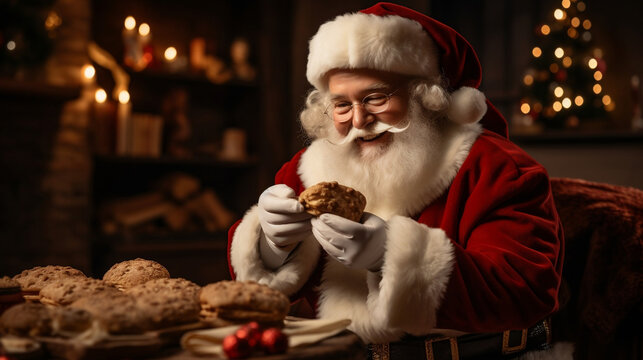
228, 127, 563, 343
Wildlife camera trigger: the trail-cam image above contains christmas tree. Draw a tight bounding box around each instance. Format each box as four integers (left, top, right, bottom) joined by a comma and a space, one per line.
518, 0, 614, 130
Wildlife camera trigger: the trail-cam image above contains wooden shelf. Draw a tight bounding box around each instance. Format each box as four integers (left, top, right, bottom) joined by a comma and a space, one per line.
0, 78, 81, 100
94, 154, 259, 168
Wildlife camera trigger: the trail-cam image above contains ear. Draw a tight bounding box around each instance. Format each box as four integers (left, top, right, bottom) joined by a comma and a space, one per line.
448, 87, 487, 124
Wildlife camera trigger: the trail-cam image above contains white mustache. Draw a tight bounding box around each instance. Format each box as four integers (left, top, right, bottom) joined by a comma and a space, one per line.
329, 121, 410, 146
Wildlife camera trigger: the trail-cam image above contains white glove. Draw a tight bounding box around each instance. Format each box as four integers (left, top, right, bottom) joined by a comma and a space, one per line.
311, 212, 387, 272
257, 185, 312, 268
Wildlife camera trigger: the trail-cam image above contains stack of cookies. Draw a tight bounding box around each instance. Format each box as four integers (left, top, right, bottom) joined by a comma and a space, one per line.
1, 259, 293, 344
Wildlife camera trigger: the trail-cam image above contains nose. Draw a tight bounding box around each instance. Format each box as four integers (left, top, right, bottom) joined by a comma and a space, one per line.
351, 103, 375, 129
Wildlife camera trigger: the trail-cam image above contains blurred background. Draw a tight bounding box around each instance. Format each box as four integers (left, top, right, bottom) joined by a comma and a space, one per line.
1, 0, 641, 283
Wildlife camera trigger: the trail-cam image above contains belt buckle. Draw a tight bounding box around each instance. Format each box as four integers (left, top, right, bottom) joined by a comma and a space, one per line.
425, 336, 459, 360
502, 328, 528, 354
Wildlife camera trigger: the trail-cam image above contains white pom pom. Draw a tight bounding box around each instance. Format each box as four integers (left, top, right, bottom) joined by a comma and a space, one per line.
448, 87, 487, 124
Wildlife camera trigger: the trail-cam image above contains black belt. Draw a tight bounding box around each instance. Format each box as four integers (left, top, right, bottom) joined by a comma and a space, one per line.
368, 319, 551, 360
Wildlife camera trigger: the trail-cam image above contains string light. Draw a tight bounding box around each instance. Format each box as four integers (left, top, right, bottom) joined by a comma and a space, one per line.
567, 28, 578, 38
124, 16, 136, 30
561, 0, 571, 9
138, 23, 150, 36
164, 47, 177, 61
554, 9, 566, 20
82, 64, 95, 80
6, 41, 16, 51
583, 19, 592, 30
541, 25, 551, 35
562, 98, 572, 108
577, 2, 586, 11
582, 31, 592, 42
571, 17, 580, 27
554, 47, 565, 58
593, 48, 603, 58
532, 47, 542, 57
594, 71, 603, 81
524, 74, 534, 85
602, 95, 611, 106
550, 63, 559, 73
118, 90, 130, 104
588, 58, 598, 69
574, 96, 584, 106
593, 84, 602, 94
520, 103, 531, 114
562, 56, 573, 67
554, 86, 564, 97
95, 88, 107, 103
553, 101, 563, 112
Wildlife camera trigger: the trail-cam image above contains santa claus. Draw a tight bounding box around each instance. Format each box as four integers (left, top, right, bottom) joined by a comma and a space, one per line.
228, 2, 568, 359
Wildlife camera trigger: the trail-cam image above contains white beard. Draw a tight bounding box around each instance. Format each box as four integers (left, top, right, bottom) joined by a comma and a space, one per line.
298, 99, 482, 219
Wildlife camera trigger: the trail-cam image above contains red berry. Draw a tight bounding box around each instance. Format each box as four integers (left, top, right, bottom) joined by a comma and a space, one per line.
260, 327, 288, 354
222, 334, 252, 359
235, 326, 261, 349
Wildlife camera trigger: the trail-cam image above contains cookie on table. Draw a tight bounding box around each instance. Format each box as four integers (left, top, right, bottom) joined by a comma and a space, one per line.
199, 280, 290, 326
102, 258, 170, 291
299, 181, 367, 222
12, 266, 86, 293
39, 277, 120, 306
51, 307, 95, 336
127, 278, 201, 328
0, 302, 53, 337
70, 291, 151, 334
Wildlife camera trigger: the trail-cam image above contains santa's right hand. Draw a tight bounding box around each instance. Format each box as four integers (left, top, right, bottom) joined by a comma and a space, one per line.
258, 184, 312, 247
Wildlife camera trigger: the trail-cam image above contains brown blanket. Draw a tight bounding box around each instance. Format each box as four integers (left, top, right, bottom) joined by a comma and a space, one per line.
550, 178, 642, 360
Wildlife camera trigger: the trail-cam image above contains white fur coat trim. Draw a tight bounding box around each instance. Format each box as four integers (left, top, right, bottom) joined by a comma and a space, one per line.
317, 215, 455, 343
306, 12, 439, 90
229, 206, 321, 296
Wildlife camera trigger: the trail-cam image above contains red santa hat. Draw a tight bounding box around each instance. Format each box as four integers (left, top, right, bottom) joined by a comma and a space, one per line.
306, 2, 508, 137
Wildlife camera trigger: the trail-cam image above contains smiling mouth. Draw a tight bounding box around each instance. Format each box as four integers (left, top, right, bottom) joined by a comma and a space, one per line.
358, 132, 385, 142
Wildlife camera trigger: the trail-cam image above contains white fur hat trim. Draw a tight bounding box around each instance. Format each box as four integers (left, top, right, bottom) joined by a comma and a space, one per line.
306, 12, 439, 90
448, 86, 488, 124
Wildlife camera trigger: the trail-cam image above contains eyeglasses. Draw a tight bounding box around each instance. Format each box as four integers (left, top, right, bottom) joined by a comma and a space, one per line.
324, 89, 400, 123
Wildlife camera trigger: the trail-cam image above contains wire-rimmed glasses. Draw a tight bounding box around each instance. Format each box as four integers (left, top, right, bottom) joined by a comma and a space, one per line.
324, 89, 400, 123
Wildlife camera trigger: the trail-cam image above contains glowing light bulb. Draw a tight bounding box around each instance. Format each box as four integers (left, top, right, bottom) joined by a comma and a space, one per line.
82, 64, 95, 80
593, 84, 602, 94
583, 19, 592, 30
588, 58, 598, 69
118, 90, 130, 104
554, 47, 565, 58
571, 17, 580, 27
577, 2, 586, 11
567, 28, 578, 38
541, 25, 551, 35
553, 101, 563, 112
7, 41, 16, 51
602, 95, 611, 106
562, 0, 571, 9
523, 74, 534, 86
138, 23, 150, 36
562, 56, 572, 67
95, 88, 107, 103
520, 103, 531, 114
164, 47, 177, 61
554, 9, 565, 20
554, 86, 564, 97
574, 96, 584, 106
562, 98, 572, 108
594, 71, 603, 81
582, 31, 592, 42
124, 16, 136, 30
532, 47, 542, 58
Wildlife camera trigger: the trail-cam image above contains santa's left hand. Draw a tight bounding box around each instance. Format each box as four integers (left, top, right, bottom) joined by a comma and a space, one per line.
311, 212, 386, 272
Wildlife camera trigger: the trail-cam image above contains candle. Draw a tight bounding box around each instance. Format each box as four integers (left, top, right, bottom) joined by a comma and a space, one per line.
116, 90, 132, 155
92, 88, 117, 155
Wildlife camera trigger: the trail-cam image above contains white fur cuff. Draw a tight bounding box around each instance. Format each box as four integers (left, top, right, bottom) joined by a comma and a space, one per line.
229, 206, 321, 296
367, 215, 454, 335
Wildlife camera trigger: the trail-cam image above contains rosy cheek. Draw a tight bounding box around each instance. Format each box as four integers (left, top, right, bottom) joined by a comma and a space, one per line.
334, 121, 350, 136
